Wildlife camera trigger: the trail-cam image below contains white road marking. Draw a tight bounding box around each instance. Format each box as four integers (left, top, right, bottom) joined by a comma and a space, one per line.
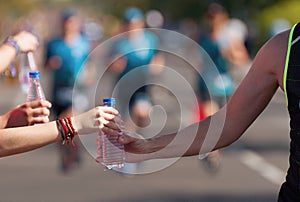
238, 150, 286, 185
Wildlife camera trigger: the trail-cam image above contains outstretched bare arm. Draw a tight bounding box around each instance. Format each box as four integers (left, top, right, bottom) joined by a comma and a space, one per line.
120, 30, 288, 162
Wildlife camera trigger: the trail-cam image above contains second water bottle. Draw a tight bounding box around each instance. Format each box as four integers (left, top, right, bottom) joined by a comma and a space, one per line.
26, 70, 46, 102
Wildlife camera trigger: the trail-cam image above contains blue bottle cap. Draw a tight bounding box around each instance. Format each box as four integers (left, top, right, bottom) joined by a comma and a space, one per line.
29, 70, 40, 78
103, 98, 116, 106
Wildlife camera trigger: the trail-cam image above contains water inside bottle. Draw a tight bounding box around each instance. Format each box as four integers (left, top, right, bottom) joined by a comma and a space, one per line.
97, 98, 125, 169
101, 134, 125, 169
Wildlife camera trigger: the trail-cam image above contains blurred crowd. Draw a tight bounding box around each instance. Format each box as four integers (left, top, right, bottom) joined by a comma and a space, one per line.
0, 3, 292, 174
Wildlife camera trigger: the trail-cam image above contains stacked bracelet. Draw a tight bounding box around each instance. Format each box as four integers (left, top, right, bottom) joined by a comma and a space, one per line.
56, 119, 66, 145
56, 117, 78, 149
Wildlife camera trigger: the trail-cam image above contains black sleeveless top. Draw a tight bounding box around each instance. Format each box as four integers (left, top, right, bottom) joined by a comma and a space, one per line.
279, 22, 300, 201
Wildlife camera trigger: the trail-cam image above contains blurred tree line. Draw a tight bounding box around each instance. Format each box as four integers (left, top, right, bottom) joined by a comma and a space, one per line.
0, 0, 299, 51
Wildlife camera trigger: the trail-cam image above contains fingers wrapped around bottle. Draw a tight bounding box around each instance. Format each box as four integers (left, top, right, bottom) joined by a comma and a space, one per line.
96, 106, 124, 136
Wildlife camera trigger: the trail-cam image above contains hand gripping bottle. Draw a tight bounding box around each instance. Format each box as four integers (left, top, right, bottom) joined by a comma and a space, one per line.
99, 98, 125, 169
26, 70, 46, 102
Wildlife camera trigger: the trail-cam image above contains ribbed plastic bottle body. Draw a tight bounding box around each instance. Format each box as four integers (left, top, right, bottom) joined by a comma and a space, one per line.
100, 98, 125, 169
26, 71, 46, 102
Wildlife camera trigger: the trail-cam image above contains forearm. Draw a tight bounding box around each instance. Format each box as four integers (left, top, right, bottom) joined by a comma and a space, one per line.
143, 64, 280, 161
143, 117, 213, 160
0, 121, 61, 157
0, 44, 17, 73
142, 106, 245, 160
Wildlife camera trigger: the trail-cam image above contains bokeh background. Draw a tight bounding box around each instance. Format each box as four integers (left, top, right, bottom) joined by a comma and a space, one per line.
0, 0, 299, 201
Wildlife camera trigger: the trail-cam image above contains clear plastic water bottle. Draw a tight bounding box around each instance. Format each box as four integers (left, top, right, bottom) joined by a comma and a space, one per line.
99, 98, 125, 169
26, 70, 46, 102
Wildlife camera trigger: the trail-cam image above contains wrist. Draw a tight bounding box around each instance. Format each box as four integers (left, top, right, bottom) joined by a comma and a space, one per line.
146, 134, 175, 160
3, 36, 20, 55
0, 113, 8, 129
71, 116, 81, 134
56, 117, 77, 148
143, 137, 163, 160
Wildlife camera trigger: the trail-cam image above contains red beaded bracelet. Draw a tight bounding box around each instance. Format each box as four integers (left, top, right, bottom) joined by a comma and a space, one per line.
66, 117, 78, 137
57, 117, 77, 149
56, 119, 66, 145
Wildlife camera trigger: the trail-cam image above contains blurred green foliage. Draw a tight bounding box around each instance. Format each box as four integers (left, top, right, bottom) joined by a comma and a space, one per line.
258, 0, 300, 35
0, 0, 299, 49
0, 0, 297, 22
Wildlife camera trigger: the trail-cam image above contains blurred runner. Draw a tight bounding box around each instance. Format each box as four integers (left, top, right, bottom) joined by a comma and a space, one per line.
190, 17, 234, 174
45, 8, 91, 174
109, 6, 164, 174
119, 21, 300, 202
206, 3, 250, 67
109, 6, 164, 131
205, 3, 250, 86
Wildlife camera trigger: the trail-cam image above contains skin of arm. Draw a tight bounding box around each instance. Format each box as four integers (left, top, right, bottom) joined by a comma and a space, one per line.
0, 122, 61, 157
0, 31, 39, 73
0, 32, 51, 129
120, 30, 289, 162
0, 31, 124, 158
0, 106, 122, 157
0, 43, 17, 73
149, 53, 165, 75
108, 55, 127, 73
